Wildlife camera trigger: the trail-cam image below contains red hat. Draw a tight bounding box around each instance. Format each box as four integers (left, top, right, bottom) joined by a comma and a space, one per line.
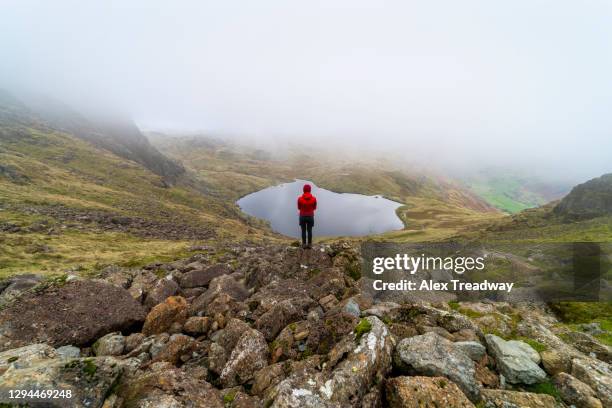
303, 184, 311, 193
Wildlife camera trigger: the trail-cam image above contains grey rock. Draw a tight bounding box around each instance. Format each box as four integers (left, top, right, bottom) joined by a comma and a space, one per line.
485, 334, 546, 385
93, 332, 126, 356
0, 344, 57, 375
395, 332, 481, 402
272, 316, 394, 407
220, 329, 269, 387
55, 345, 80, 359
454, 341, 486, 362
342, 298, 361, 318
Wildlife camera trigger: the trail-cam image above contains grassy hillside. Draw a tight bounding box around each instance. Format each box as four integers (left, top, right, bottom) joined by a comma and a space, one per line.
0, 113, 262, 278
151, 134, 502, 242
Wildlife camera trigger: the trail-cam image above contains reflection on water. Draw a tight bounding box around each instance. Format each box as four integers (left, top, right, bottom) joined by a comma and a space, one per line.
237, 180, 404, 238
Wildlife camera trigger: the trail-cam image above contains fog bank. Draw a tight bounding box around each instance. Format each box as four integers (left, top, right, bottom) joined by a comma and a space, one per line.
1, 1, 611, 181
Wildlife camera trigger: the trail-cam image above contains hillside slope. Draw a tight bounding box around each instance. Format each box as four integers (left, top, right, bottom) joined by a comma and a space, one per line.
0, 97, 256, 277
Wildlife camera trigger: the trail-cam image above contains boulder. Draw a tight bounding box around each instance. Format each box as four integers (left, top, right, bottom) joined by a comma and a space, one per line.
220, 329, 269, 387
481, 389, 557, 408
142, 296, 188, 336
0, 344, 57, 375
571, 358, 612, 407
127, 271, 158, 303
252, 362, 290, 396
0, 280, 145, 350
256, 299, 305, 341
271, 316, 393, 407
92, 332, 125, 356
385, 376, 475, 408
0, 353, 129, 408
394, 332, 481, 402
485, 334, 546, 385
454, 341, 486, 362
554, 372, 603, 408
190, 275, 248, 315
179, 264, 231, 288
118, 362, 223, 408
541, 349, 568, 376
143, 277, 179, 309
213, 318, 251, 353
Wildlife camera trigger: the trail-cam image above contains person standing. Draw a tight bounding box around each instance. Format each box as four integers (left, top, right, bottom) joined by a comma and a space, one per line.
297, 183, 317, 249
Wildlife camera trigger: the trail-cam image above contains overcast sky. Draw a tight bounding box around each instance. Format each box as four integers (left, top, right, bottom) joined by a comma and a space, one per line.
1, 1, 611, 180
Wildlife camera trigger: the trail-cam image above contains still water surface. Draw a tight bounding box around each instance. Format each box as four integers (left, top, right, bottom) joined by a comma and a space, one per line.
237, 180, 404, 238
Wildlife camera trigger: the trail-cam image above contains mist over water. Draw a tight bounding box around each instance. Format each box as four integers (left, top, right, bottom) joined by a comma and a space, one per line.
1, 1, 611, 182
237, 180, 404, 238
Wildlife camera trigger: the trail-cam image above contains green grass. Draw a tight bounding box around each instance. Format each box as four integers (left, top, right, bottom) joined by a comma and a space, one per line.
354, 318, 372, 341
523, 380, 562, 401
515, 337, 547, 352
550, 302, 612, 346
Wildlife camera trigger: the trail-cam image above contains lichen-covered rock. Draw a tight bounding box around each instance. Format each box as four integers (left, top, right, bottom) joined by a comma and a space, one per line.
571, 358, 612, 407
0, 280, 145, 350
142, 296, 188, 336
394, 332, 481, 402
252, 362, 290, 396
0, 344, 57, 375
208, 342, 228, 376
118, 362, 223, 408
554, 372, 603, 408
213, 318, 251, 353
143, 276, 179, 309
220, 329, 269, 387
385, 376, 475, 408
0, 354, 129, 408
93, 332, 125, 356
271, 316, 393, 407
481, 389, 558, 408
485, 334, 546, 385
255, 299, 309, 341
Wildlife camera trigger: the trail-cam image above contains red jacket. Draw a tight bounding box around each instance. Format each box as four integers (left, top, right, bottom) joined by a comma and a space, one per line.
298, 192, 317, 216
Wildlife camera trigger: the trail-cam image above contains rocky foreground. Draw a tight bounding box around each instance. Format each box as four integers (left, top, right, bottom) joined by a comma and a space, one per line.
0, 242, 610, 407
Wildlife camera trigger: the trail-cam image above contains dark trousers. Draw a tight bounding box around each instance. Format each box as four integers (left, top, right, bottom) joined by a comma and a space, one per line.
299, 215, 314, 245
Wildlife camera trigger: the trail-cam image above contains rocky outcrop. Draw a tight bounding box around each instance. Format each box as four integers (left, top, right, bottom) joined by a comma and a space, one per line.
554, 173, 612, 219
271, 316, 393, 407
0, 280, 145, 351
554, 372, 603, 408
385, 376, 474, 407
394, 332, 481, 402
1, 242, 610, 407
485, 334, 547, 385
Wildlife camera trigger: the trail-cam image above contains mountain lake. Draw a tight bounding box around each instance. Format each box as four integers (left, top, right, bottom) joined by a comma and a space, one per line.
237, 180, 404, 238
